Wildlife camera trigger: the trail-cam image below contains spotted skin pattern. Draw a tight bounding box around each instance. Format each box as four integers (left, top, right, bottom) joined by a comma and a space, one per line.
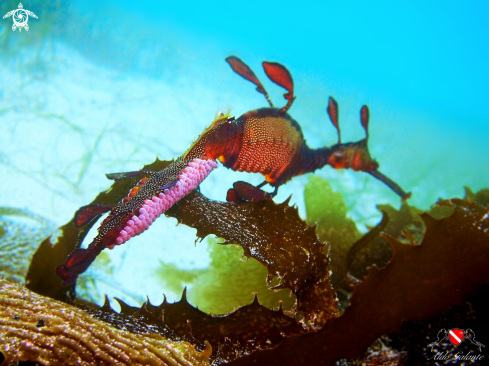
57, 56, 409, 285
114, 159, 218, 247
56, 158, 217, 285
233, 113, 302, 181
219, 109, 323, 186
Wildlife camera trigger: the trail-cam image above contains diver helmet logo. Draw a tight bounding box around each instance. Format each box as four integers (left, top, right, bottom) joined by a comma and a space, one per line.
2, 3, 38, 32
428, 328, 485, 352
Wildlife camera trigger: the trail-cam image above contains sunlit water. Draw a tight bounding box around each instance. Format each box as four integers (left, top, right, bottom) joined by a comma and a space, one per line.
1, 0, 488, 309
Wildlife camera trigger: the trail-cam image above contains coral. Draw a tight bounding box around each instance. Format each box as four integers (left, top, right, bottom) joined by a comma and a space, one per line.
0, 277, 210, 366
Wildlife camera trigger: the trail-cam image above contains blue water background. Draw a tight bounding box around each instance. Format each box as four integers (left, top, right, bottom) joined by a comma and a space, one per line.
72, 0, 489, 201
1, 0, 488, 307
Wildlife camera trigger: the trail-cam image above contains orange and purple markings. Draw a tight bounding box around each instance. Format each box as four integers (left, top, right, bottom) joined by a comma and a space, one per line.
57, 56, 409, 286
221, 56, 410, 200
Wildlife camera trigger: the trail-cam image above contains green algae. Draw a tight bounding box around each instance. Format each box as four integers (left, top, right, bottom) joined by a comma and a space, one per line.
304, 176, 361, 305
157, 238, 295, 315
465, 186, 489, 208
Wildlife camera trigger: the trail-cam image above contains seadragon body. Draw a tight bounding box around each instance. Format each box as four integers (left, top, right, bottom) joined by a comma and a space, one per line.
57, 57, 409, 285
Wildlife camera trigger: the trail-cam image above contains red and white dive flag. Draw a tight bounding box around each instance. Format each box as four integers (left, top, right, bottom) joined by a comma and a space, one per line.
448, 329, 464, 346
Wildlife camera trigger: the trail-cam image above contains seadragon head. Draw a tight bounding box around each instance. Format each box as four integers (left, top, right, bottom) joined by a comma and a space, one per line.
183, 112, 243, 164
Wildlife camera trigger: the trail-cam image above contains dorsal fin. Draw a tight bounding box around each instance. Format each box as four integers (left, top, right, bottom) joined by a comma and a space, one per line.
74, 204, 113, 228
226, 56, 273, 107
262, 61, 295, 113
327, 97, 341, 143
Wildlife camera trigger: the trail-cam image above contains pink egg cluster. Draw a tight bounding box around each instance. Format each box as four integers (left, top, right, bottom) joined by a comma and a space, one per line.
110, 158, 218, 249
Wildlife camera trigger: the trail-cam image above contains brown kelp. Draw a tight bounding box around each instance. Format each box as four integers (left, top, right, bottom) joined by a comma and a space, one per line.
3, 178, 489, 364
228, 198, 489, 365
98, 291, 304, 364
166, 190, 339, 328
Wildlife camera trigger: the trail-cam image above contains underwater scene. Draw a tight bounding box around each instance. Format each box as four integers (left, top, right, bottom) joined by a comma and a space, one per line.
1, 0, 488, 364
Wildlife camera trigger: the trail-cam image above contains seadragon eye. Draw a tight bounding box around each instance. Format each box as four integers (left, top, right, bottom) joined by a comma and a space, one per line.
227, 116, 235, 123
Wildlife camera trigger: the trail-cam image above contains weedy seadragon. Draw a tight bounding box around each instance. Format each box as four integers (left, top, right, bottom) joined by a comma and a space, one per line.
57, 56, 410, 285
